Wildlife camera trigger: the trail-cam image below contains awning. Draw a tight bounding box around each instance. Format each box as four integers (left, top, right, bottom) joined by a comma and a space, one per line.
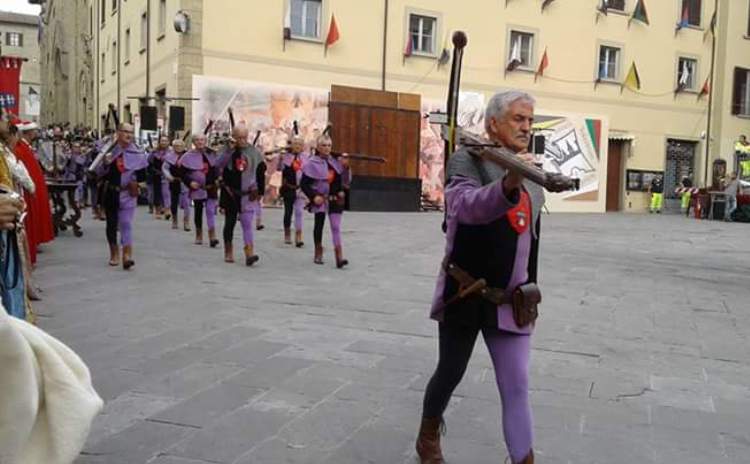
609, 131, 635, 141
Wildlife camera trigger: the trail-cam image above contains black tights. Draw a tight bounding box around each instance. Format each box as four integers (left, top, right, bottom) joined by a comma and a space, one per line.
170, 182, 180, 218
194, 200, 205, 230
313, 212, 325, 245
422, 323, 477, 419
223, 201, 239, 243
283, 195, 295, 229
105, 204, 118, 246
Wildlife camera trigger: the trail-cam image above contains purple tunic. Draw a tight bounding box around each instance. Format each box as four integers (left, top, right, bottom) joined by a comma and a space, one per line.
301, 154, 332, 214
430, 175, 535, 335
216, 146, 264, 212
95, 142, 148, 209
279, 151, 309, 198
179, 149, 218, 201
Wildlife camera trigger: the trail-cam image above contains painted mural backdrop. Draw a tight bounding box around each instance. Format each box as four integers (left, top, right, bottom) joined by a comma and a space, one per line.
194, 76, 605, 210
193, 76, 329, 204
419, 98, 606, 209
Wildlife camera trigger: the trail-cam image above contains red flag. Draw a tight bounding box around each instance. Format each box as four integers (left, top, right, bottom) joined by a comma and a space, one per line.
0, 57, 23, 116
698, 78, 710, 100
325, 14, 340, 50
535, 48, 549, 82
403, 35, 413, 64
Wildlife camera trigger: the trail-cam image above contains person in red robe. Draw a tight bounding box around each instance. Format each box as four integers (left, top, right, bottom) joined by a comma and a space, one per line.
13, 121, 54, 265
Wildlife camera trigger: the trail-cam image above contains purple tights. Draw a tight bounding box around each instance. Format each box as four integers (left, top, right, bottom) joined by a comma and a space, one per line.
422, 323, 532, 463
329, 213, 342, 248
118, 207, 135, 246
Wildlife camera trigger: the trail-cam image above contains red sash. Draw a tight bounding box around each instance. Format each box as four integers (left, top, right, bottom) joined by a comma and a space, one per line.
507, 191, 531, 235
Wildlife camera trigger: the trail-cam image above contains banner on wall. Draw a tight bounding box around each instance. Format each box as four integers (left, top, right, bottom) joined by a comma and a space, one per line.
0, 57, 23, 116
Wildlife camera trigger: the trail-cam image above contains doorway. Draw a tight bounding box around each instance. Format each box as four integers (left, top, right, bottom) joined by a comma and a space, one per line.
664, 139, 697, 211
606, 140, 625, 212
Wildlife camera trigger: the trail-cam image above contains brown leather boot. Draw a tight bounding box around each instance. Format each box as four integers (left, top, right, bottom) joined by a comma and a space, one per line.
108, 244, 120, 266
172, 217, 178, 230
416, 417, 444, 464
295, 230, 304, 248
224, 242, 234, 263
195, 228, 203, 245
515, 450, 534, 464
244, 244, 259, 266
314, 244, 324, 265
208, 228, 219, 248
284, 228, 292, 244
122, 245, 135, 270
334, 246, 349, 269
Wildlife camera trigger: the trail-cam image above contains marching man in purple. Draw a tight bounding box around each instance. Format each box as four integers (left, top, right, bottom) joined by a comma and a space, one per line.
163, 139, 191, 231
300, 135, 350, 269
279, 135, 308, 247
216, 126, 264, 266
415, 91, 543, 464
148, 135, 172, 220
179, 134, 219, 247
94, 123, 148, 270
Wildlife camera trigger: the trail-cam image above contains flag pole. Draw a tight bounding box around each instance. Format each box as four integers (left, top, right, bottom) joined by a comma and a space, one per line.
703, 0, 719, 187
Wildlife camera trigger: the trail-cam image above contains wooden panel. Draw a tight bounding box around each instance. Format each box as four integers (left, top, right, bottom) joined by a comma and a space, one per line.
398, 93, 421, 111
328, 87, 422, 180
606, 141, 623, 212
331, 85, 398, 109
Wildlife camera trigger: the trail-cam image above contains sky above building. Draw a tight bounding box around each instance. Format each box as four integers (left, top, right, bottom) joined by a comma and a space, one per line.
0, 0, 41, 16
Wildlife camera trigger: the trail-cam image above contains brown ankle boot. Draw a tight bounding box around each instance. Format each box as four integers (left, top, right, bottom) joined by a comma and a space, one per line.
208, 228, 219, 248
284, 228, 292, 244
172, 217, 178, 230
334, 246, 348, 269
314, 244, 324, 265
224, 242, 235, 263
416, 417, 444, 464
195, 228, 203, 245
108, 244, 120, 266
122, 245, 135, 270
515, 450, 534, 464
244, 244, 259, 266
295, 230, 304, 248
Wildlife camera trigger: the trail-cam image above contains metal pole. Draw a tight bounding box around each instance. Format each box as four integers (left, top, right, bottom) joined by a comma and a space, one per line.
95, 0, 100, 133
117, 0, 122, 117
703, 0, 719, 187
381, 0, 389, 91
146, 0, 151, 102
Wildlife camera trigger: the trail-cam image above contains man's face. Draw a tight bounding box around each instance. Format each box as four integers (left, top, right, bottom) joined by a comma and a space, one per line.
117, 125, 134, 145
317, 140, 332, 156
489, 100, 534, 153
158, 136, 170, 149
25, 129, 38, 142
233, 129, 249, 148
71, 143, 81, 154
291, 139, 304, 153
193, 136, 207, 150
172, 142, 185, 154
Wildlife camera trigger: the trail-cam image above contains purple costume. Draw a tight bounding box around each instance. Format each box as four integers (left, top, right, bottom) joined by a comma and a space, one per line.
216, 145, 264, 247
421, 147, 545, 463
300, 153, 349, 248
279, 151, 309, 233
163, 150, 191, 214
95, 142, 148, 247
148, 148, 171, 211
179, 149, 219, 232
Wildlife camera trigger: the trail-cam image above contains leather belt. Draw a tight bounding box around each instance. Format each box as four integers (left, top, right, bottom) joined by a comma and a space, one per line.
442, 258, 511, 306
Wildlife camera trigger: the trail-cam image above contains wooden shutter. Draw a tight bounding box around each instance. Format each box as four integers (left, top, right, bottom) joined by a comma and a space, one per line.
732, 68, 747, 115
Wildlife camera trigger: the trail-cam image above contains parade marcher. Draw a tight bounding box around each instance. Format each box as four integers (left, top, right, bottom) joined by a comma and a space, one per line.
12, 122, 55, 266
216, 126, 264, 266
279, 135, 308, 247
724, 173, 739, 221
162, 139, 189, 230
680, 176, 693, 216
300, 135, 350, 269
148, 136, 172, 220
93, 123, 148, 270
179, 134, 219, 247
648, 174, 664, 214
254, 158, 267, 231
63, 141, 87, 204
415, 91, 542, 464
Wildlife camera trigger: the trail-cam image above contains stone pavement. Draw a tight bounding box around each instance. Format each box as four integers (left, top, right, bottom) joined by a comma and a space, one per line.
32, 208, 750, 464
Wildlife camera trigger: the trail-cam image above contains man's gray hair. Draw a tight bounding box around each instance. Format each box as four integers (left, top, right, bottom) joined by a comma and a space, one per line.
484, 91, 536, 134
